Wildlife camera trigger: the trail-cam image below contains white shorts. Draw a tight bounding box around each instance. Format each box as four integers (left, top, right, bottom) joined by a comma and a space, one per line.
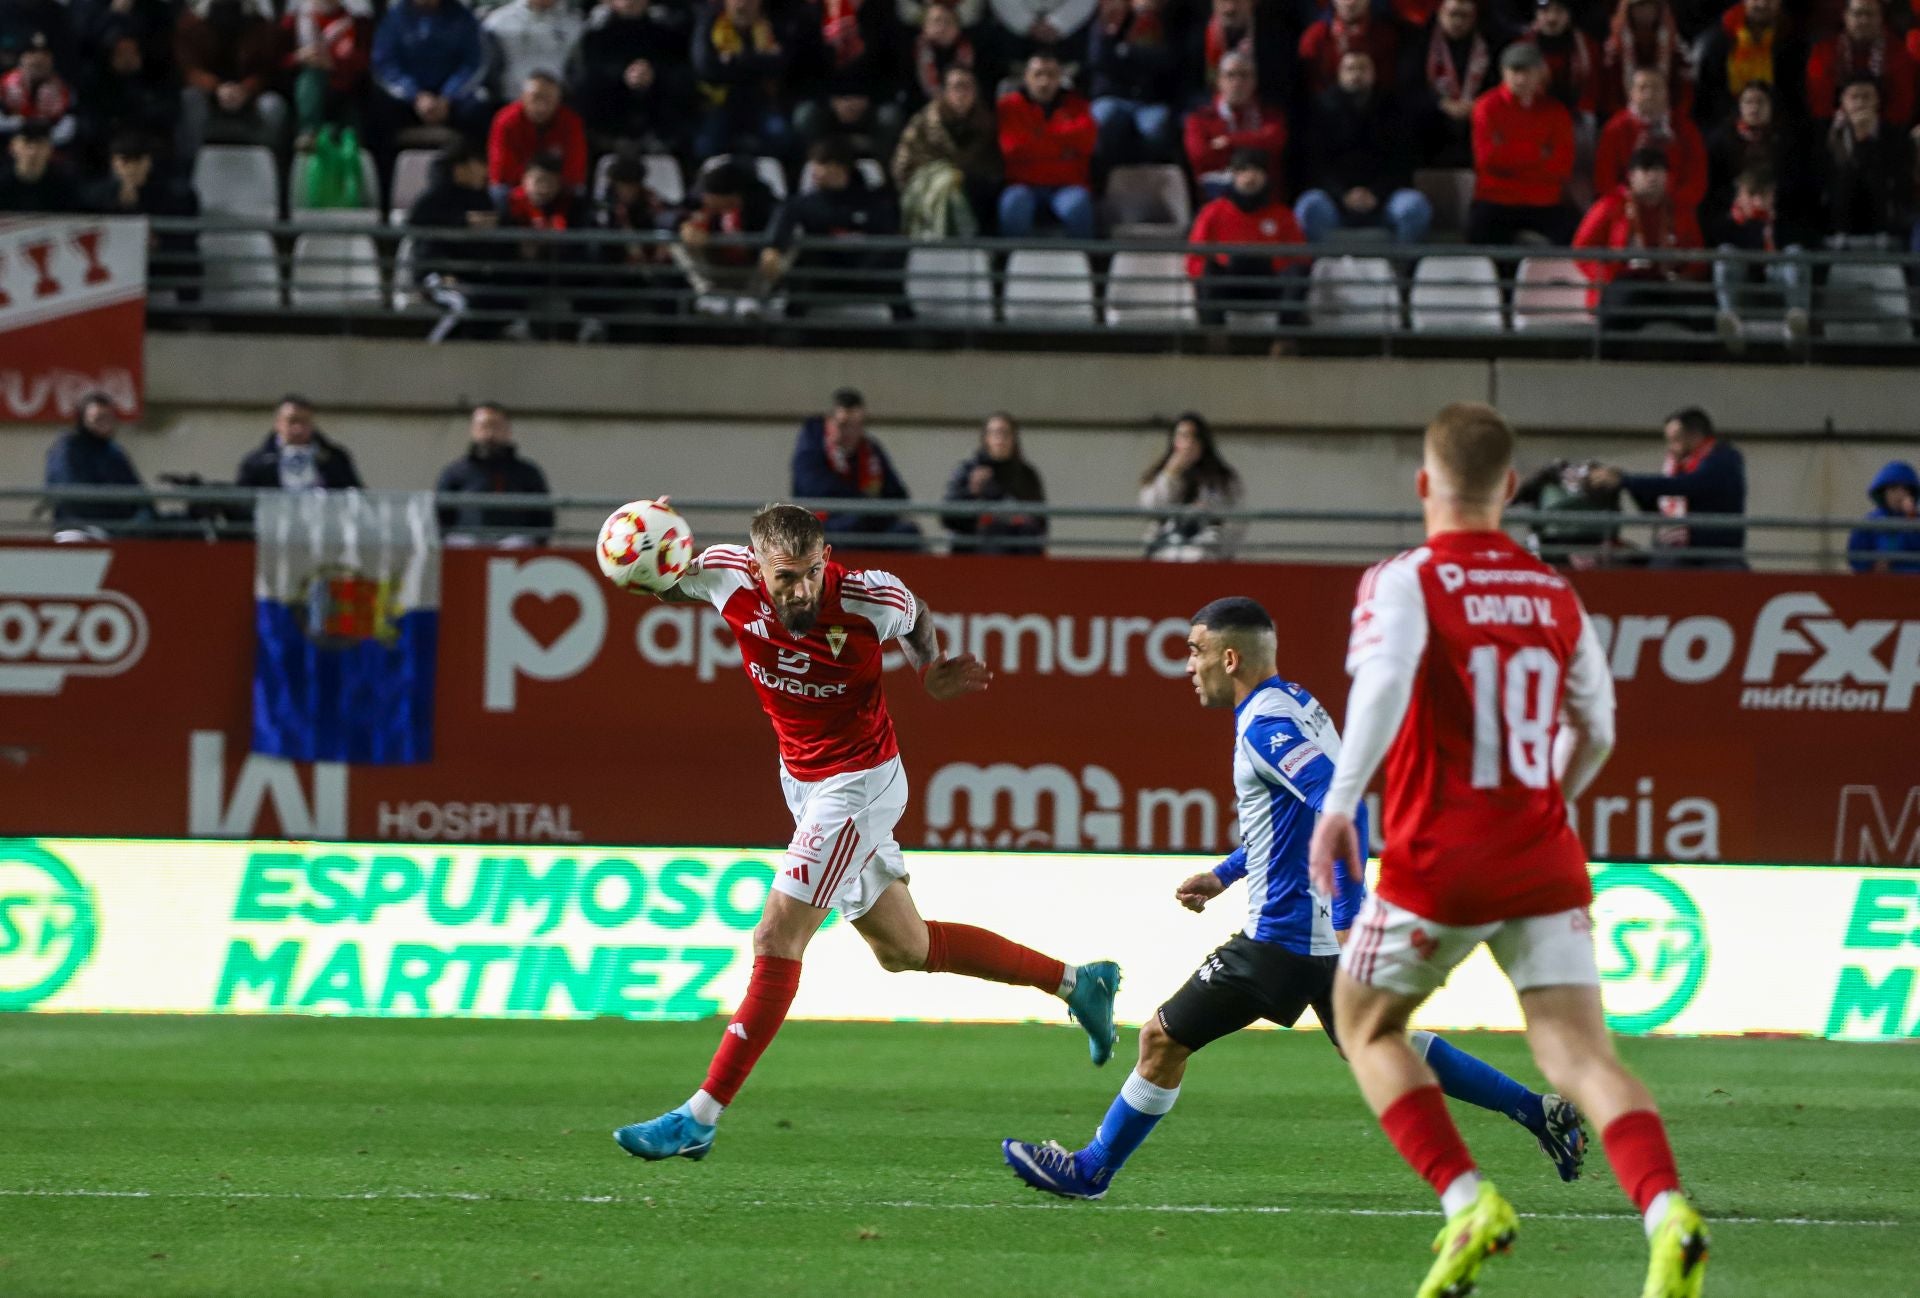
772, 755, 910, 921
1339, 894, 1600, 1000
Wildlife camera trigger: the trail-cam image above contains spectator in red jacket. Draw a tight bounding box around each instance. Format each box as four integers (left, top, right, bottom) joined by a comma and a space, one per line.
1186, 146, 1309, 325
1595, 67, 1708, 218
1600, 0, 1692, 121
282, 0, 371, 144
1574, 146, 1706, 327
996, 52, 1097, 237
1299, 0, 1397, 98
1183, 50, 1286, 198
1807, 0, 1915, 126
487, 70, 587, 195
1522, 0, 1599, 128
1413, 0, 1492, 169
1469, 42, 1579, 243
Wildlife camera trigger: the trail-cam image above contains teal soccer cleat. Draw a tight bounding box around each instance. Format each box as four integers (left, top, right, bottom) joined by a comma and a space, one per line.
1065, 961, 1121, 1066
613, 1105, 716, 1161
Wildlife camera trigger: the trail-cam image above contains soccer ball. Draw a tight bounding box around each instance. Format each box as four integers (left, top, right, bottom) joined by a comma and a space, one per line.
596, 499, 695, 593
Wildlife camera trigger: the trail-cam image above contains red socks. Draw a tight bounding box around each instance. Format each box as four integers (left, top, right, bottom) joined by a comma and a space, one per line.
1603, 1110, 1682, 1211
1379, 1086, 1479, 1196
923, 921, 1066, 994
700, 955, 801, 1106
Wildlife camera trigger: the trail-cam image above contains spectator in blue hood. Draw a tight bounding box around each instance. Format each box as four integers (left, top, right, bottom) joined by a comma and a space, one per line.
44, 393, 150, 534
370, 0, 491, 151
1848, 460, 1920, 573
789, 386, 921, 551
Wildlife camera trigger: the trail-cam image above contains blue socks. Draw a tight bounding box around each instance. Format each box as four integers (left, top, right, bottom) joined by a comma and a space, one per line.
1077, 1069, 1181, 1182
1413, 1029, 1548, 1134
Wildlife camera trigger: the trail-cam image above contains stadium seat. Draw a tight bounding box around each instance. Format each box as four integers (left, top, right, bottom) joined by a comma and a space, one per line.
799, 302, 895, 324
289, 233, 385, 308
1821, 263, 1913, 342
192, 145, 280, 220
199, 231, 281, 308
1413, 168, 1476, 237
1307, 256, 1401, 330
391, 236, 419, 311
289, 147, 381, 213
1002, 249, 1097, 326
856, 158, 886, 190
390, 148, 440, 213
1105, 251, 1196, 326
905, 246, 994, 324
1511, 257, 1595, 332
1102, 165, 1192, 239
292, 209, 382, 229
1409, 255, 1503, 333
644, 153, 685, 205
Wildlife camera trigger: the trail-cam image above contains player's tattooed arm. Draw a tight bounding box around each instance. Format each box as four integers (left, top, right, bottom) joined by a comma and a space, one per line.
899, 594, 992, 701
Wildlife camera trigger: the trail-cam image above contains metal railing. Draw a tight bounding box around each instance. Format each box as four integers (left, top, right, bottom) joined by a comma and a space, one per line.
145, 219, 1920, 360
13, 485, 1918, 572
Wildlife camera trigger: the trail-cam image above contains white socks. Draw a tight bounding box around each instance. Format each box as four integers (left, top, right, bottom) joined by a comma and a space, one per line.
686, 1089, 724, 1126
1643, 1190, 1676, 1239
1056, 965, 1078, 998
1439, 1172, 1483, 1219
1120, 1069, 1181, 1115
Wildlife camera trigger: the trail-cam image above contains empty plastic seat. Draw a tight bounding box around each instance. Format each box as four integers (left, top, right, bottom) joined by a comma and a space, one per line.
1102, 164, 1192, 238
1413, 168, 1476, 237
855, 158, 886, 190
644, 153, 685, 204
1821, 263, 1913, 341
200, 231, 281, 307
291, 208, 382, 229
1002, 249, 1096, 326
1105, 250, 1195, 326
1409, 255, 1503, 333
390, 148, 440, 213
1511, 257, 1595, 332
1307, 255, 1400, 330
906, 246, 994, 324
289, 233, 384, 308
193, 144, 280, 220
289, 147, 381, 212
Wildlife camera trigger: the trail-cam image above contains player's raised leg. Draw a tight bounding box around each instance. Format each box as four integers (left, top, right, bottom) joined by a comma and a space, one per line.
1411, 1030, 1587, 1182
613, 887, 824, 1160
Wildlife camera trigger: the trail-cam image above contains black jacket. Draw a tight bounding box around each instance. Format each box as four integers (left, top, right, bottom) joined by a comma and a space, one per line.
1306, 87, 1412, 205
236, 430, 364, 492
44, 424, 148, 526
434, 444, 554, 541
0, 161, 80, 214
1621, 438, 1747, 560
1086, 11, 1177, 104
406, 177, 504, 279
1822, 126, 1913, 241
941, 451, 1047, 554
568, 2, 694, 143
768, 176, 898, 259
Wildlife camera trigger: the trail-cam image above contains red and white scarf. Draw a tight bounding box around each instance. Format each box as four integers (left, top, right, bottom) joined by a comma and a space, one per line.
822, 0, 866, 69
1729, 190, 1776, 249
1427, 25, 1490, 100
1213, 94, 1262, 132
1656, 435, 1714, 546
1606, 0, 1684, 104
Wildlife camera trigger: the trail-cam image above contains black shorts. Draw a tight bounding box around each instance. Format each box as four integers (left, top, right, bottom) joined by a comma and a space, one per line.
1156, 933, 1341, 1052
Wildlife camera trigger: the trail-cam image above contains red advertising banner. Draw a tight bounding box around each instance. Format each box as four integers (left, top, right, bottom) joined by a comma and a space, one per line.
1, 542, 1913, 864
0, 217, 147, 422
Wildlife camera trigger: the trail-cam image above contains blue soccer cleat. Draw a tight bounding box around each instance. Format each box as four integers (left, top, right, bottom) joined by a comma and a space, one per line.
613, 1104, 716, 1162
1536, 1093, 1588, 1183
1002, 1138, 1111, 1200
1066, 960, 1121, 1066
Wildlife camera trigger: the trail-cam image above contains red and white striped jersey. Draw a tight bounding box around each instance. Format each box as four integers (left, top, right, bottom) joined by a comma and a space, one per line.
1344, 530, 1612, 925
676, 544, 918, 780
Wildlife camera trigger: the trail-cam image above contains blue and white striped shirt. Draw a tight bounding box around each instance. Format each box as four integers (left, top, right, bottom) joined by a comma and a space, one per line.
1212, 676, 1369, 956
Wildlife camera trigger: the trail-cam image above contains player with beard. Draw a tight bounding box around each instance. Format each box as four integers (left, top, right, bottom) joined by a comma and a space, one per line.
613, 502, 1121, 1162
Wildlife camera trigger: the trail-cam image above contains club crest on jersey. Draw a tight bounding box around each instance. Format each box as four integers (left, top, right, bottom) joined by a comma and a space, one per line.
826, 626, 847, 658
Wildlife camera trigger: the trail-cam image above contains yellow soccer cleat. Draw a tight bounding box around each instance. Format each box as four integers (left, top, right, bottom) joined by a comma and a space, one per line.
1417, 1181, 1519, 1298
1642, 1194, 1710, 1298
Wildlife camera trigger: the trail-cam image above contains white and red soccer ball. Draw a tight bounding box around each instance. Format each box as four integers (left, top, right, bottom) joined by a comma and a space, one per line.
596, 499, 695, 593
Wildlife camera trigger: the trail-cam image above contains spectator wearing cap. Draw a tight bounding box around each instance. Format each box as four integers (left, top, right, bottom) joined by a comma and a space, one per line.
942, 412, 1048, 555
369, 0, 492, 152
893, 63, 1001, 237
435, 402, 555, 546
407, 139, 513, 341
1413, 0, 1489, 170
175, 0, 291, 157
1299, 0, 1397, 99
1819, 76, 1913, 247
237, 396, 365, 494
1186, 147, 1308, 326
0, 32, 76, 147
1573, 146, 1705, 329
1594, 66, 1707, 220
0, 120, 77, 211
281, 0, 372, 146
1848, 460, 1920, 573
672, 158, 779, 305
1468, 42, 1579, 244
85, 134, 201, 294
761, 136, 903, 317
1182, 50, 1285, 200
567, 0, 693, 156
790, 388, 920, 549
1807, 0, 1913, 126
44, 394, 152, 537
1297, 51, 1430, 244
1085, 0, 1179, 167
1599, 0, 1690, 122
1589, 407, 1746, 567
997, 51, 1097, 238
691, 0, 794, 164
484, 0, 583, 102
487, 70, 587, 195
1521, 0, 1599, 128
1694, 0, 1801, 130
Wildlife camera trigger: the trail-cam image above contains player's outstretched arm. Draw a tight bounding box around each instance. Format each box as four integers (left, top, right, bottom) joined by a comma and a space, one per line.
898, 594, 992, 701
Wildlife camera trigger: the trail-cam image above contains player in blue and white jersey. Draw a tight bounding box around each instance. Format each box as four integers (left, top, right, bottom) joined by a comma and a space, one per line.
1002, 597, 1588, 1200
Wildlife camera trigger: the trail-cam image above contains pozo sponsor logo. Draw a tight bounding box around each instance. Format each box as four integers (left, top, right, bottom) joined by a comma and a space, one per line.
1593, 592, 1920, 713
0, 842, 97, 1009
1591, 866, 1707, 1034
0, 551, 148, 694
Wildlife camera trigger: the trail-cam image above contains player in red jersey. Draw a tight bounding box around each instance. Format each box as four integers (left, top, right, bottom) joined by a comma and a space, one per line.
1308, 405, 1709, 1298
614, 503, 1121, 1162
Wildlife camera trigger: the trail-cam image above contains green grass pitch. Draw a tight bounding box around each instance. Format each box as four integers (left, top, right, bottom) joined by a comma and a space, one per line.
3, 1015, 1916, 1297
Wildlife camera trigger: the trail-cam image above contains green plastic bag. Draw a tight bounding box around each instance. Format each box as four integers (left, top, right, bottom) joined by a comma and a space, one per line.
302, 126, 364, 210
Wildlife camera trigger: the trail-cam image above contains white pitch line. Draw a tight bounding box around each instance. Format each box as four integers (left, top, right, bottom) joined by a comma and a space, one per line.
0, 1187, 1899, 1229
